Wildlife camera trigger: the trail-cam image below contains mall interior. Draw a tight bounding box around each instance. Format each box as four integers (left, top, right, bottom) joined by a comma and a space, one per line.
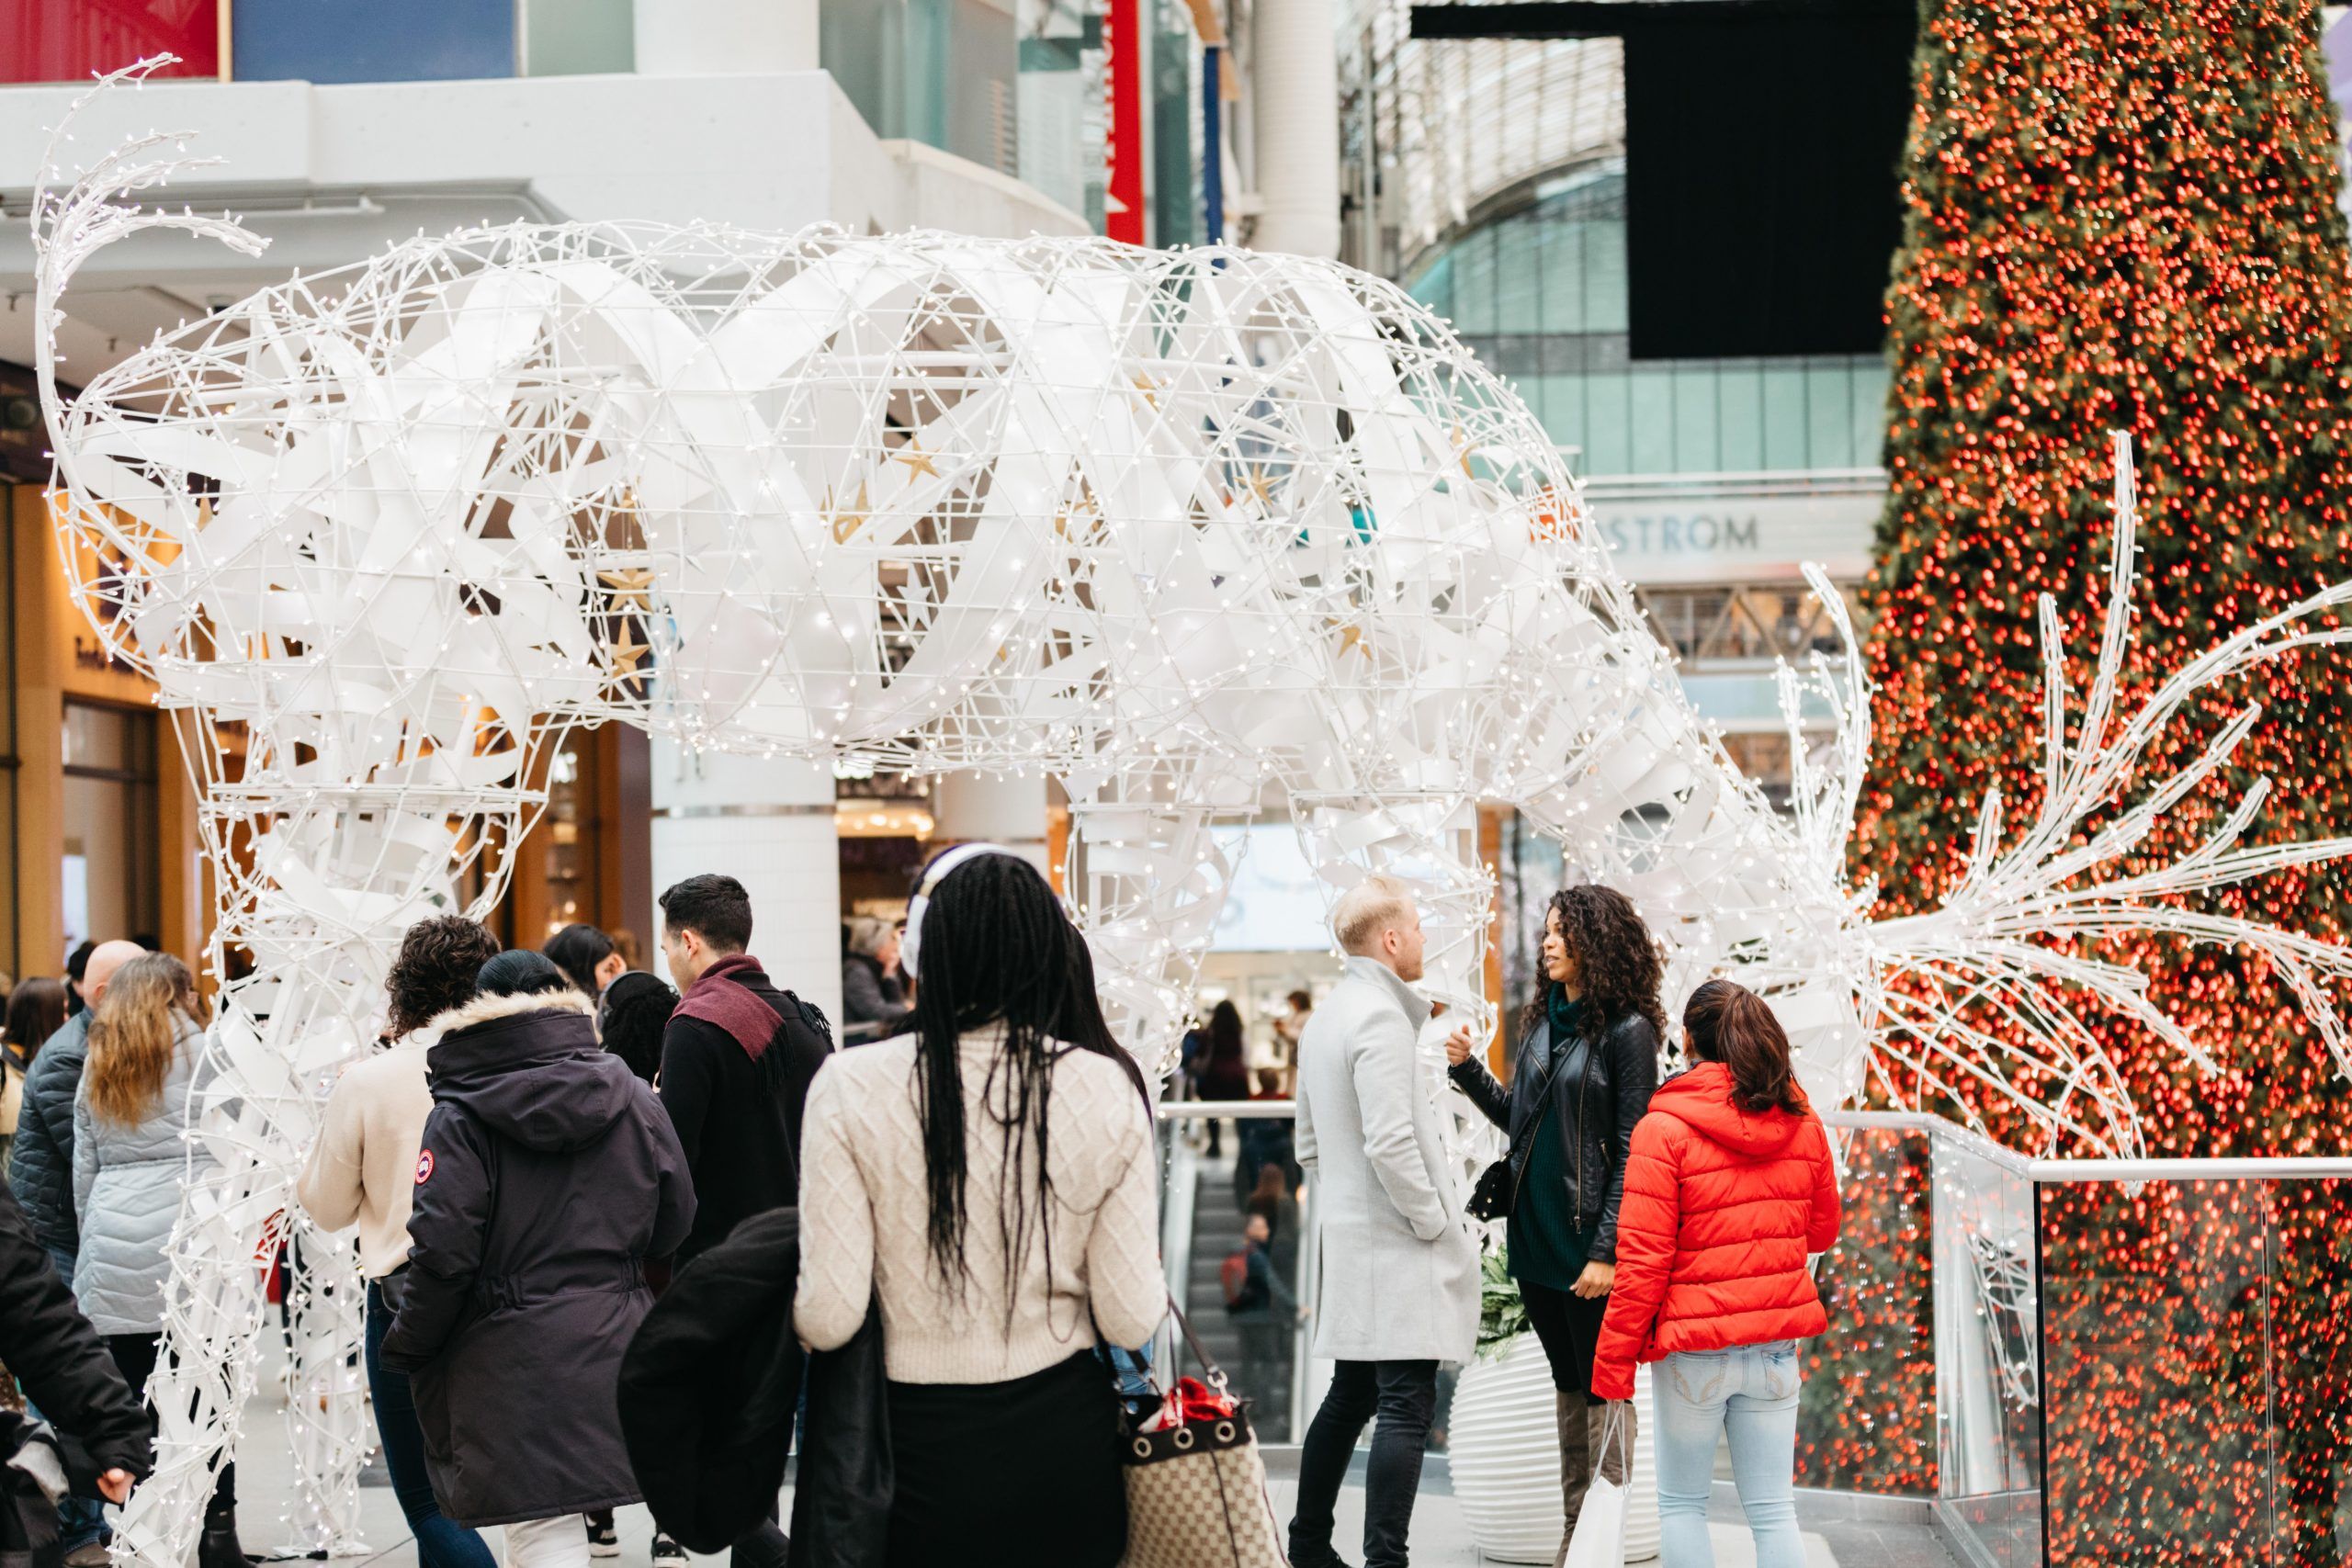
0, 0, 1919, 1044
6, 6, 2352, 1568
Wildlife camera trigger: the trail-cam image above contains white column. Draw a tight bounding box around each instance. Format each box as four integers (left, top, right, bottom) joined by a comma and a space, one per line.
931, 770, 1051, 873
632, 0, 820, 75
650, 741, 844, 1027
1249, 0, 1342, 257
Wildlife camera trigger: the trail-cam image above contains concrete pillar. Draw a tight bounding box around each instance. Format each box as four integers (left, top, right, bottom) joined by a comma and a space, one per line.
1249, 0, 1342, 257
650, 740, 843, 1027
931, 771, 1051, 874
633, 0, 820, 75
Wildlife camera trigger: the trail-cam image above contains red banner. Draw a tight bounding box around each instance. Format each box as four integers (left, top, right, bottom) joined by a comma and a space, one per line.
1102, 0, 1145, 244
1, 2, 220, 85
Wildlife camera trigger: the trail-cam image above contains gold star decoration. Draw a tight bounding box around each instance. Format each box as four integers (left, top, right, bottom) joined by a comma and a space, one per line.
1055, 484, 1102, 537
827, 480, 872, 544
608, 618, 649, 676
598, 567, 656, 611
892, 443, 941, 479
1131, 374, 1164, 409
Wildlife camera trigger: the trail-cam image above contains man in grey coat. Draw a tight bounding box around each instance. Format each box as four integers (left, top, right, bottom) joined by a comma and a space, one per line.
1288, 875, 1480, 1568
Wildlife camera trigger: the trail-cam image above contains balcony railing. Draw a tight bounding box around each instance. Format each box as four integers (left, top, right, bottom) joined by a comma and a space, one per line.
1155, 1099, 2352, 1568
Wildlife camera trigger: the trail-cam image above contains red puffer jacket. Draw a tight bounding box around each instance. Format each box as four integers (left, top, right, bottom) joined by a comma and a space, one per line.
1589, 1062, 1840, 1400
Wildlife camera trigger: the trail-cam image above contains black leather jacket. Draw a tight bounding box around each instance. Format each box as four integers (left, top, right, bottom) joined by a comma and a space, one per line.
1448, 1009, 1658, 1263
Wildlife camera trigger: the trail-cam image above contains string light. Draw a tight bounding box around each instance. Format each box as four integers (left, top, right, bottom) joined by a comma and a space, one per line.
1829, 3, 2352, 1548
37, 42, 2352, 1562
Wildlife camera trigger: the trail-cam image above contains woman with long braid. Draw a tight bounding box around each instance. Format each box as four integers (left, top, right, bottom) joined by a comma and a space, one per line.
793, 848, 1163, 1568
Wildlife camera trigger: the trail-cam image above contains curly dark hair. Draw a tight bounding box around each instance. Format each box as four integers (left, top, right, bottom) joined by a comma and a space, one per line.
1520, 884, 1667, 1047
386, 916, 503, 1038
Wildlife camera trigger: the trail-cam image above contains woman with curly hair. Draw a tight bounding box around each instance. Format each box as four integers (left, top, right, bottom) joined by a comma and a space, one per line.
1445, 884, 1661, 1562
296, 916, 503, 1568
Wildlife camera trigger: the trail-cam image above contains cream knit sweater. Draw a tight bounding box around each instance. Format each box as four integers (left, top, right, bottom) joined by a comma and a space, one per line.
293, 1039, 435, 1280
794, 1027, 1165, 1384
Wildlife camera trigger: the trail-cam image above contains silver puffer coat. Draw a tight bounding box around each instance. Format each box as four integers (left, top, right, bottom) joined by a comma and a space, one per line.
73, 1015, 212, 1336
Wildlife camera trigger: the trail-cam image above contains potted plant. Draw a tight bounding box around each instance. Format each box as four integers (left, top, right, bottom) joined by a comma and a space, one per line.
1446, 1249, 1659, 1563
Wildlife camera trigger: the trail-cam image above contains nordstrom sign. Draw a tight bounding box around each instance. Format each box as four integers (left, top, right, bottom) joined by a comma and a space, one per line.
1584, 483, 1884, 584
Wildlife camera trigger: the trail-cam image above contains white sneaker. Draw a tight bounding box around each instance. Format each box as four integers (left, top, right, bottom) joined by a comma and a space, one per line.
585, 1517, 619, 1559
650, 1533, 688, 1568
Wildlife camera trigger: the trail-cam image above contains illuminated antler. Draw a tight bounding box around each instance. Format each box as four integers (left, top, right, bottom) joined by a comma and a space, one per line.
1855, 433, 2352, 1154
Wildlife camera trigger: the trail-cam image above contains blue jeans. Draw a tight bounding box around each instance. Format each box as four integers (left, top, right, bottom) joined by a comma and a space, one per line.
364, 1280, 496, 1568
1651, 1340, 1804, 1568
22, 1245, 107, 1551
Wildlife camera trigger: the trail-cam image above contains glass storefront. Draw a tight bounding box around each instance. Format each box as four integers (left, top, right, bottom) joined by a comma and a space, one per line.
825, 0, 1023, 176
537, 729, 603, 944
1405, 162, 1888, 477
60, 700, 161, 954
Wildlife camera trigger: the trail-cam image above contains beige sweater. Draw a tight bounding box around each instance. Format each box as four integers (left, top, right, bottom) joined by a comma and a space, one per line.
795, 1028, 1165, 1384
294, 1040, 435, 1280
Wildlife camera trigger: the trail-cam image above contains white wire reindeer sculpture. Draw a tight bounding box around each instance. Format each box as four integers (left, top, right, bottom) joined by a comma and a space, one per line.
31, 61, 2352, 1564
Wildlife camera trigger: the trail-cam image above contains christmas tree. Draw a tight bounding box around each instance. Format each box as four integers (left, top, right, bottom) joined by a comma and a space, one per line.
1848, 2, 2352, 1557
1860, 0, 2352, 1155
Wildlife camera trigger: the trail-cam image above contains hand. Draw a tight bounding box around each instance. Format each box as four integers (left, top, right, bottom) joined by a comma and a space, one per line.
1296, 1305, 1312, 1324
96, 1469, 133, 1505
1442, 1024, 1476, 1066
1570, 1259, 1616, 1299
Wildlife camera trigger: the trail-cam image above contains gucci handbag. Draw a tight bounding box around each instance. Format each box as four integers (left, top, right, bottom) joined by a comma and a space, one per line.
1118, 1303, 1287, 1568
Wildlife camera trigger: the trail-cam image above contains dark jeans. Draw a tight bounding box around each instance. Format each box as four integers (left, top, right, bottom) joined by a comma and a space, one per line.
730, 1514, 790, 1568
364, 1280, 496, 1568
27, 1246, 107, 1551
1520, 1278, 1608, 1398
105, 1334, 234, 1517
1289, 1359, 1438, 1568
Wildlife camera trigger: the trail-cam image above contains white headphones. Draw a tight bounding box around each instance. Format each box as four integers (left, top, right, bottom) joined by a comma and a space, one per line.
897, 841, 1015, 979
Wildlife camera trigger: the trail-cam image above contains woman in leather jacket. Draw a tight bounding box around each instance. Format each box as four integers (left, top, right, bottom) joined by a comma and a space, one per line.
1446, 884, 1661, 1562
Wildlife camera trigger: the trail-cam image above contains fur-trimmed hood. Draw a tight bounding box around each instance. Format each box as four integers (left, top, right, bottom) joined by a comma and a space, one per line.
426, 987, 631, 1152
423, 987, 596, 1039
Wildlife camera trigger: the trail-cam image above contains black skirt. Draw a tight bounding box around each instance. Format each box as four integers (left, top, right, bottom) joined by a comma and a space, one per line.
884, 1348, 1125, 1568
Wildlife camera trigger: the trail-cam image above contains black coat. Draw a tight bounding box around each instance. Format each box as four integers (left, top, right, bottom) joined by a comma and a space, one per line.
382, 991, 695, 1528
6, 1016, 89, 1254
1449, 1009, 1658, 1262
657, 965, 831, 1260
0, 1178, 150, 1484
618, 1206, 891, 1568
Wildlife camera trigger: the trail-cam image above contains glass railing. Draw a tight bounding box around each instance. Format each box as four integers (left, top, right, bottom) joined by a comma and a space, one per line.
1813, 1113, 2352, 1568
1158, 1099, 2352, 1567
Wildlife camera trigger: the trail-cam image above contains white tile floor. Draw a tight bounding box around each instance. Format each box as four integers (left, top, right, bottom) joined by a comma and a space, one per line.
221, 1339, 1916, 1568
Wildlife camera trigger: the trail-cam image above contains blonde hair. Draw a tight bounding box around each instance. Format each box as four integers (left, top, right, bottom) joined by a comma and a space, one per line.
85, 953, 198, 1130
845, 915, 896, 961
1332, 874, 1415, 956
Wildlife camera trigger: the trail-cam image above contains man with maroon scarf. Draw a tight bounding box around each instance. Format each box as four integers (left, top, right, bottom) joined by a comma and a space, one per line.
656, 874, 835, 1264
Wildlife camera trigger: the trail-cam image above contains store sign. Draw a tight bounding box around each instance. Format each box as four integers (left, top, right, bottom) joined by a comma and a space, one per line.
1102, 0, 1145, 244
1584, 486, 1883, 584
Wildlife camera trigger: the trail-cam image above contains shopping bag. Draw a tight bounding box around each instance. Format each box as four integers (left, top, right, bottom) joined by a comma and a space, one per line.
1118, 1299, 1287, 1568
1560, 1403, 1632, 1568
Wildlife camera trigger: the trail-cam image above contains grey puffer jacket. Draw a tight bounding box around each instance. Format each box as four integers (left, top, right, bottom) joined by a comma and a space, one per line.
73, 1015, 213, 1336
8, 1013, 91, 1255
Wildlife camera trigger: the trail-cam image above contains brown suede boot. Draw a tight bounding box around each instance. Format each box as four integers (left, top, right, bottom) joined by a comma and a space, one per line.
1588, 1395, 1636, 1487
1555, 1390, 1593, 1567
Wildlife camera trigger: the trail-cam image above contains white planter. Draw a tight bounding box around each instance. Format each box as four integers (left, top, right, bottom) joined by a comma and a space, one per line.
1448, 1334, 1659, 1563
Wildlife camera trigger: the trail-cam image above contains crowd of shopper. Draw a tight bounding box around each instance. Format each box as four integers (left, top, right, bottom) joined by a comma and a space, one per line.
0, 849, 1844, 1568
